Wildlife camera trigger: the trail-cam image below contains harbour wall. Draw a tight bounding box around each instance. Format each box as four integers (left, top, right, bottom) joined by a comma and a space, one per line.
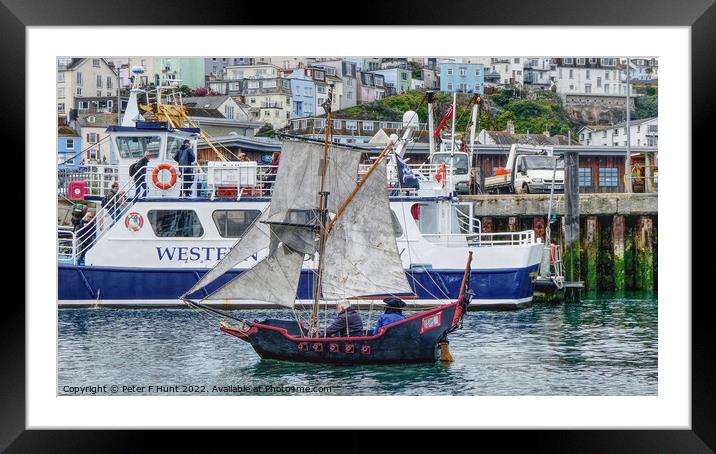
460, 193, 658, 292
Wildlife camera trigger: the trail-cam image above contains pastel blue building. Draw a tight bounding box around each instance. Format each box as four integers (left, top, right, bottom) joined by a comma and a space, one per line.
439, 63, 485, 95
286, 69, 316, 119
57, 131, 82, 170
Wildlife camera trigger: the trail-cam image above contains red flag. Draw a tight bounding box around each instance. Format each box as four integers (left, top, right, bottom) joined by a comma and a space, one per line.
433, 105, 454, 139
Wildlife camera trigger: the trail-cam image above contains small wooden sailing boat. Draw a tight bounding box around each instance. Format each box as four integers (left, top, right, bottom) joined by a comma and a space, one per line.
183, 86, 474, 364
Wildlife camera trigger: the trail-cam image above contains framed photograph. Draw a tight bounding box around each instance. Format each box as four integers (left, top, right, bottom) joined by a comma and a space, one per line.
8, 0, 712, 449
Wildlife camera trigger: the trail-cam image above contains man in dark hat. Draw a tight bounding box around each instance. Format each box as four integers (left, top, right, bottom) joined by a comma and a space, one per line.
372, 297, 407, 335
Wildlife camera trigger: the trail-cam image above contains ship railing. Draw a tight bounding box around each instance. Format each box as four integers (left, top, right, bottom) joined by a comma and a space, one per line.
57, 225, 77, 264
57, 165, 119, 197
71, 168, 146, 263
421, 230, 535, 247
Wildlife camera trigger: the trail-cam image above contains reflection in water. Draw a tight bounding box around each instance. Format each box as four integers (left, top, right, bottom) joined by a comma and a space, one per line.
58, 294, 657, 396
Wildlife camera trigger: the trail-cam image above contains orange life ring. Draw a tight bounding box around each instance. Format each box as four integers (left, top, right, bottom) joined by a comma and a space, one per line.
435, 163, 447, 187
152, 163, 177, 190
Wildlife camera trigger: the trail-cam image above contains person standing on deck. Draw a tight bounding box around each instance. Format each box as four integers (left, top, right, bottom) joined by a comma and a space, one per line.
176, 139, 196, 198
325, 301, 363, 337
130, 151, 150, 199
76, 212, 96, 265
102, 181, 125, 223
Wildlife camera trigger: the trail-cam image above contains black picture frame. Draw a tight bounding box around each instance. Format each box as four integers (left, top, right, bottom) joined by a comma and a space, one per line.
6, 0, 712, 450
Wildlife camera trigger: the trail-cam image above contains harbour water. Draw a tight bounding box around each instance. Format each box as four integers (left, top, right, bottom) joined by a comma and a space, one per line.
58, 293, 657, 396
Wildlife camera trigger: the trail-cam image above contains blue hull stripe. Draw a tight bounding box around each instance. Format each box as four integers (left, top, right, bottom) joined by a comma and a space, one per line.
58, 264, 539, 302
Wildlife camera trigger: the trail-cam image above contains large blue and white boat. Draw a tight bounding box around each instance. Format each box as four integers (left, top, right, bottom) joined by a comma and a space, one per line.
57, 79, 543, 309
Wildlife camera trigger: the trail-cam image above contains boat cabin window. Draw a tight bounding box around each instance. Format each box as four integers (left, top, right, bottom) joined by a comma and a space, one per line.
212, 210, 262, 238
167, 136, 185, 161
116, 136, 162, 159
390, 210, 403, 238
431, 154, 468, 175
147, 210, 204, 238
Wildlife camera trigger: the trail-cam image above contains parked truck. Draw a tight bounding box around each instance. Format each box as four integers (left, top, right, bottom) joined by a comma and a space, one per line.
484, 144, 565, 194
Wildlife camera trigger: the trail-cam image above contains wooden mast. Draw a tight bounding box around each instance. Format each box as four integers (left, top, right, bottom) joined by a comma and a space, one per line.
308, 84, 334, 338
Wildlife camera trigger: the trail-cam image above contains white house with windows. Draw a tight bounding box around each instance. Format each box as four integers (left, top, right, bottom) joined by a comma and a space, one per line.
225, 63, 282, 80
182, 96, 247, 121
57, 58, 119, 121
76, 113, 118, 164
578, 117, 658, 147
552, 57, 631, 95
628, 58, 658, 81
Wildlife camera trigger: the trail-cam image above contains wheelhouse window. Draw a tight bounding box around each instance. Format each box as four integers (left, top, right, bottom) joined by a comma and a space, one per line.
148, 210, 204, 237
115, 136, 162, 159
212, 210, 261, 238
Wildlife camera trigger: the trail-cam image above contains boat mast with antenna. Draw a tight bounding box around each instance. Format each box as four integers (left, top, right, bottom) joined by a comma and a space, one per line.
308, 84, 334, 338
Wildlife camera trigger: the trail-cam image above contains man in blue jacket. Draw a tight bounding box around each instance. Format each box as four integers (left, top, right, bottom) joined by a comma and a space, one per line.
176, 139, 196, 198
373, 297, 407, 335
325, 301, 363, 337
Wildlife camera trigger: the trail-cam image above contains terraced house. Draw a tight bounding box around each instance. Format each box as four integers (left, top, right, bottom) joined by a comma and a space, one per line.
57, 58, 118, 122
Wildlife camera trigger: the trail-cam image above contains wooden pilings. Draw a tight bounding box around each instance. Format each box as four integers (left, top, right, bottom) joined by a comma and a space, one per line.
612, 215, 626, 291
563, 150, 581, 290
584, 216, 599, 291
635, 216, 654, 291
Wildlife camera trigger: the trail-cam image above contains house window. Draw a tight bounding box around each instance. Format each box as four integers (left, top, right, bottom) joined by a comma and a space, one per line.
58, 103, 65, 113
76, 72, 83, 84
65, 138, 74, 149
346, 120, 357, 130
585, 84, 591, 94
76, 87, 82, 96
563, 58, 573, 65
447, 82, 453, 91
212, 210, 261, 238
475, 83, 480, 92
475, 68, 481, 76
88, 149, 98, 160
578, 168, 592, 187
598, 168, 619, 187
586, 70, 590, 79
107, 77, 113, 89
148, 210, 204, 238
333, 119, 342, 129
57, 72, 65, 82
92, 59, 100, 67
96, 75, 102, 88
459, 67, 466, 76
97, 90, 102, 97
576, 58, 585, 65
569, 69, 573, 79
589, 58, 597, 64
225, 106, 235, 119
86, 132, 98, 143
604, 84, 610, 93
362, 121, 373, 131
79, 101, 89, 110
447, 68, 453, 75
315, 119, 325, 129
597, 77, 602, 87
57, 87, 65, 97
606, 71, 610, 80
459, 83, 468, 92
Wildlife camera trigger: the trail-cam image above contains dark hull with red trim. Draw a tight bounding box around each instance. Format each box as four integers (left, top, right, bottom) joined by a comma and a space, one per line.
221, 302, 465, 364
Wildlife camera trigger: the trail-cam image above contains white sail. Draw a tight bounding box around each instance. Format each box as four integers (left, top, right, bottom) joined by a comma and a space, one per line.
184, 209, 271, 297
203, 244, 304, 307
320, 159, 413, 300
267, 141, 360, 254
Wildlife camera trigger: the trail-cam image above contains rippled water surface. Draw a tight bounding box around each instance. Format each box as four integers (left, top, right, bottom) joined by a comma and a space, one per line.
58, 293, 657, 396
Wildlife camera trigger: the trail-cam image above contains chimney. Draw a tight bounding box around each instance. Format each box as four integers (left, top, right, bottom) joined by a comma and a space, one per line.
506, 119, 515, 135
